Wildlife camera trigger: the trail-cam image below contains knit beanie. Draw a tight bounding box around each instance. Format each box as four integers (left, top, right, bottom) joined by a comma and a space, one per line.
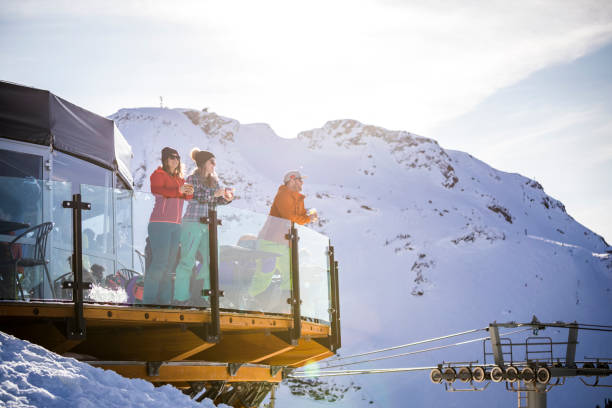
191, 148, 215, 168
161, 147, 179, 162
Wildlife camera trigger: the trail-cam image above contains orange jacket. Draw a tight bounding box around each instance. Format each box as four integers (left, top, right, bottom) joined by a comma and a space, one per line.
258, 185, 310, 244
269, 185, 310, 225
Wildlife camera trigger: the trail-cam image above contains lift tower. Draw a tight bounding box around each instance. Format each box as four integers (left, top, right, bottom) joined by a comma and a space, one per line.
429, 317, 612, 408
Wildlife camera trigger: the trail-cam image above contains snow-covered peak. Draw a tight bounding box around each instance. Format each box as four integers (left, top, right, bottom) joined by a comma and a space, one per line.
182, 109, 240, 145
298, 118, 459, 189
299, 118, 434, 150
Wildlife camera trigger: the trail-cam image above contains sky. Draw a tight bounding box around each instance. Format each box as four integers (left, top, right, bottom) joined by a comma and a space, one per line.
0, 0, 611, 241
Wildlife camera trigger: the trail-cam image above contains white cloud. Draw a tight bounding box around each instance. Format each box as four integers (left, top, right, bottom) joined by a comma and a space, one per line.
3, 0, 612, 137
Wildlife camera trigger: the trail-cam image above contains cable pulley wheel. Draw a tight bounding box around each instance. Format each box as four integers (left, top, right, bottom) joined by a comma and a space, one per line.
520, 367, 535, 383
536, 367, 551, 384
505, 366, 519, 383
457, 366, 472, 383
490, 366, 504, 383
443, 367, 457, 383
429, 368, 443, 384
472, 366, 486, 382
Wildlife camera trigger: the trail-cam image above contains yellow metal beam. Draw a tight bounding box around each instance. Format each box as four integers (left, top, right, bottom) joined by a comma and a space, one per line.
262, 338, 333, 367
169, 342, 216, 362
190, 332, 296, 363
0, 303, 330, 336
91, 363, 283, 383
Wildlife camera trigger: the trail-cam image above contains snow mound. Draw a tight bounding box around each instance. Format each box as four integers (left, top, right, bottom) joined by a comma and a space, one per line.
0, 331, 226, 408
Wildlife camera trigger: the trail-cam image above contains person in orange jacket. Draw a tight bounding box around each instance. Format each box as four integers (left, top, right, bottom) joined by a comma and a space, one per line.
258, 170, 317, 244
250, 171, 317, 311
269, 170, 318, 225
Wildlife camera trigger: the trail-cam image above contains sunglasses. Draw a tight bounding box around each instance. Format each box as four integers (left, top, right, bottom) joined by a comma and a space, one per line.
168, 154, 180, 160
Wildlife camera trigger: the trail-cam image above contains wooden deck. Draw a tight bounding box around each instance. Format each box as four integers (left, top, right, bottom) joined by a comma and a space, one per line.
0, 301, 333, 386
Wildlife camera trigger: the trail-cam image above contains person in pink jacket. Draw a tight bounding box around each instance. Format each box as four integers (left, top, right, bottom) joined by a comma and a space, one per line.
143, 147, 193, 305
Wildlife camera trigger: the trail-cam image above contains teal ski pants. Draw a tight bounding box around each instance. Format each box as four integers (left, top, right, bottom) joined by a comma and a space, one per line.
174, 221, 209, 302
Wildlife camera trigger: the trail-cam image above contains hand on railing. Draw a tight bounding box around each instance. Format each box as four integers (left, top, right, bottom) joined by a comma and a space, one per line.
215, 187, 234, 201
223, 187, 235, 201
307, 208, 318, 223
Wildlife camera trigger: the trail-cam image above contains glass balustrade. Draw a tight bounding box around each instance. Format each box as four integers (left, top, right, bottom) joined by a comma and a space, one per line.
217, 206, 291, 314
0, 176, 73, 301
1, 176, 334, 323
296, 224, 332, 322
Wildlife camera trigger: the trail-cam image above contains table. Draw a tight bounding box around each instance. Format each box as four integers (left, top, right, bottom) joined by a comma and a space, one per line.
0, 222, 33, 244
0, 221, 29, 235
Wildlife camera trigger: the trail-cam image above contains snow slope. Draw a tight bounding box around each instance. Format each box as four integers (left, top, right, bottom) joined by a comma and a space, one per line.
109, 107, 612, 407
0, 331, 226, 408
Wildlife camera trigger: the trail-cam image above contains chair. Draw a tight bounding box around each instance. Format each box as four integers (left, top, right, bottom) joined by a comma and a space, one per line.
0, 222, 55, 300
118, 268, 142, 280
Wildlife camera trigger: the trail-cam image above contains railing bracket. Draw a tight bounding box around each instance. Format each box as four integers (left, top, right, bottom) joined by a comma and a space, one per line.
228, 363, 242, 376
147, 361, 163, 377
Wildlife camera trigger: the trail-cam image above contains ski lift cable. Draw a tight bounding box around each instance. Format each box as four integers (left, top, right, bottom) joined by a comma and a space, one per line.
501, 321, 612, 331
322, 327, 488, 364
318, 328, 530, 370
571, 323, 612, 329
291, 363, 499, 378
299, 328, 531, 372
572, 327, 612, 333
513, 323, 612, 333
289, 366, 439, 378
319, 322, 612, 367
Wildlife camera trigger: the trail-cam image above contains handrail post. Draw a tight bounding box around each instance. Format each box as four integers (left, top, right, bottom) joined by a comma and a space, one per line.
62, 194, 91, 340
202, 206, 222, 343
287, 222, 301, 345
334, 259, 341, 350
328, 245, 341, 352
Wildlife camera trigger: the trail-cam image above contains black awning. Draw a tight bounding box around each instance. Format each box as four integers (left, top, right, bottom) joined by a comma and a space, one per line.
0, 81, 115, 170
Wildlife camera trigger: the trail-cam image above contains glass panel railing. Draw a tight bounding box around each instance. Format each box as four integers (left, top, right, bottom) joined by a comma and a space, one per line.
82, 186, 152, 306
0, 176, 73, 301
81, 184, 115, 285
296, 225, 331, 322
2, 176, 331, 320
217, 206, 291, 314
49, 179, 74, 301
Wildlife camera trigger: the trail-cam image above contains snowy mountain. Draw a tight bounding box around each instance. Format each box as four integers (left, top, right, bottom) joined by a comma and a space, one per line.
109, 107, 612, 407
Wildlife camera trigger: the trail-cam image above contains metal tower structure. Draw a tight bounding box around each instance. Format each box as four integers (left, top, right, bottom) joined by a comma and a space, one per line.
429, 317, 612, 408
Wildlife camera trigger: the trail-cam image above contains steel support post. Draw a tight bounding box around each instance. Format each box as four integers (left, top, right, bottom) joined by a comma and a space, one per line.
62, 194, 91, 340
204, 207, 221, 343
526, 382, 547, 408
565, 323, 578, 368
488, 324, 505, 366
328, 245, 340, 352
334, 260, 341, 349
287, 223, 301, 344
